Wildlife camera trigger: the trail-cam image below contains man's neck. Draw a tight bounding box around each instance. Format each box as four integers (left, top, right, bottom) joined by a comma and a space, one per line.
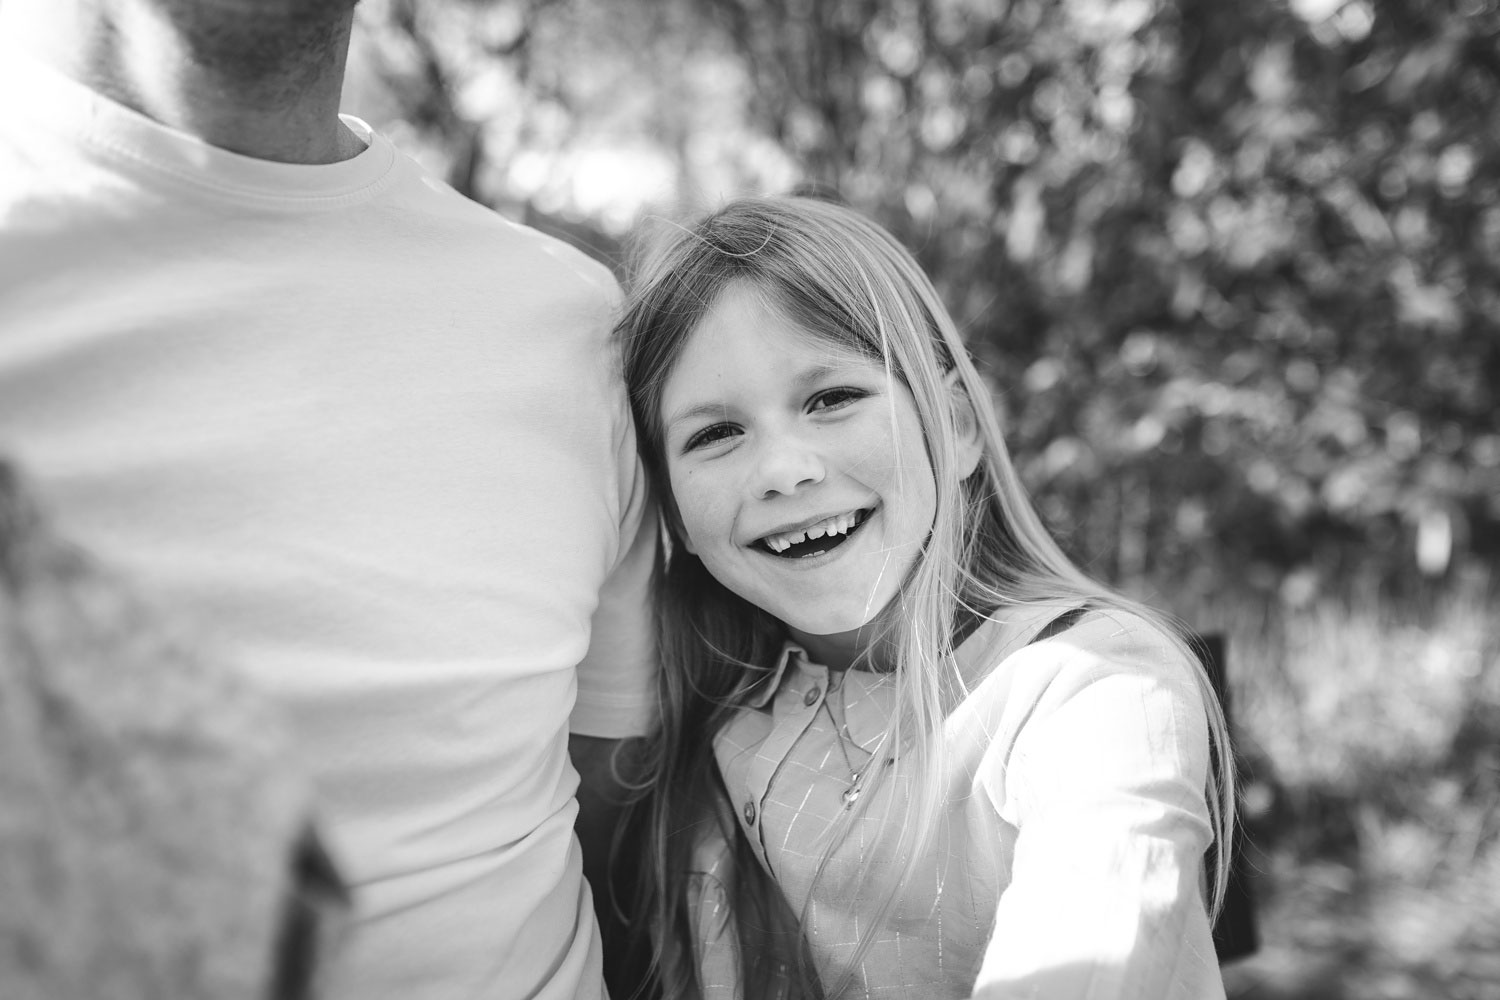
0, 0, 363, 165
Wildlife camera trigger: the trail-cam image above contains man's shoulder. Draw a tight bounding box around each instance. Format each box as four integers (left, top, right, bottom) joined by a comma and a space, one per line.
384, 154, 620, 302
495, 217, 621, 303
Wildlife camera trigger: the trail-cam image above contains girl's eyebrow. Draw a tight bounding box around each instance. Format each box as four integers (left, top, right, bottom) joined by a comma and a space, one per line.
663, 360, 871, 431
664, 401, 731, 431
799, 360, 864, 382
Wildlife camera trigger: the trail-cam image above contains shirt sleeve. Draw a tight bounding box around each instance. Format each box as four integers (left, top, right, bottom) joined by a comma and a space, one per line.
569, 322, 660, 739
970, 615, 1225, 1000
569, 448, 658, 740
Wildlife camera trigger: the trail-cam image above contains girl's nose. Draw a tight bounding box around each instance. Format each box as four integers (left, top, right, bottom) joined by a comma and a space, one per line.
752, 434, 825, 498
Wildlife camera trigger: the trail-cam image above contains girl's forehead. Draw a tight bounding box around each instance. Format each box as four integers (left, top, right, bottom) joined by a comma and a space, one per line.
687, 280, 879, 365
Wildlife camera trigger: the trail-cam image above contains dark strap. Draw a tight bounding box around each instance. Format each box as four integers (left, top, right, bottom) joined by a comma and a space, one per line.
1026, 606, 1090, 646
268, 823, 350, 1000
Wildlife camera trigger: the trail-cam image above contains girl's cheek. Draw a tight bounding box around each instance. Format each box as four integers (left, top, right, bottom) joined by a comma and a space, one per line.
672, 474, 713, 533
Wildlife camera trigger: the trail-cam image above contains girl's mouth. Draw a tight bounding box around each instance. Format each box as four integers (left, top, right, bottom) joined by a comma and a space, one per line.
754, 508, 872, 559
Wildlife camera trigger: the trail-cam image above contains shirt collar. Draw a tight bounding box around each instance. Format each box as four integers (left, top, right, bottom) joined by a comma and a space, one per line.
745, 643, 803, 709
753, 605, 1087, 744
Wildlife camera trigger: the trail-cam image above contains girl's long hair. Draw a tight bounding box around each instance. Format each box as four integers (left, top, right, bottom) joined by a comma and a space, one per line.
616, 196, 1235, 999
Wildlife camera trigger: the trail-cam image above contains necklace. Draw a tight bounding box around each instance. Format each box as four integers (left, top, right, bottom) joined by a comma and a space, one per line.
822, 672, 870, 807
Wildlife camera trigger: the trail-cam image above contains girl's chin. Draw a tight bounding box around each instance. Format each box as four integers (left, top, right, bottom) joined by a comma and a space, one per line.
782, 613, 873, 637
778, 595, 899, 640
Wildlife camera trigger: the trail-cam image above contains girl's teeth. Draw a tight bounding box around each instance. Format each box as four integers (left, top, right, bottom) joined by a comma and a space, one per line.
762, 511, 861, 553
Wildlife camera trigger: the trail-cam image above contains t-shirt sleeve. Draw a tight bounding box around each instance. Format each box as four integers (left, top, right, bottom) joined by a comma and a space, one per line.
970, 614, 1224, 999
569, 404, 659, 740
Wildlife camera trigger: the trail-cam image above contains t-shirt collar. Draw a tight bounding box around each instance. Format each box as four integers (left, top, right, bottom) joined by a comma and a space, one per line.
0, 38, 397, 205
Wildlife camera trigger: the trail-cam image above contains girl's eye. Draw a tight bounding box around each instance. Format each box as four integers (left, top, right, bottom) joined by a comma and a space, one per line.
809, 387, 868, 412
683, 423, 739, 452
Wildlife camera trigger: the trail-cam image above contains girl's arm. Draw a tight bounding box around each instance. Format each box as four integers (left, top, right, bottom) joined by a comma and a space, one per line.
971, 614, 1225, 1000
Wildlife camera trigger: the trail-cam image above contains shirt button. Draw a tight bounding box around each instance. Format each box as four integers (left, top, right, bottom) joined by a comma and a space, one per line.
803, 686, 821, 706
743, 801, 757, 825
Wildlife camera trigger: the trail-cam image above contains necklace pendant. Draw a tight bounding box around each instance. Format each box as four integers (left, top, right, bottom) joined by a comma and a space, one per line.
842, 775, 863, 807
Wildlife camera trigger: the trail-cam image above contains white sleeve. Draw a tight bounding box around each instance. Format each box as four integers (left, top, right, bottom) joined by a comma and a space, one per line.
569, 413, 659, 739
971, 624, 1225, 1000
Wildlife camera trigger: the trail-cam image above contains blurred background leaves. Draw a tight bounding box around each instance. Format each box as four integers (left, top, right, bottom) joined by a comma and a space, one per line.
347, 0, 1499, 598
342, 1, 1500, 995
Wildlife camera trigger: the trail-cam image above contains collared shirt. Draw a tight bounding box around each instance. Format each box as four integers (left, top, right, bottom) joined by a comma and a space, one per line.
689, 608, 1226, 1000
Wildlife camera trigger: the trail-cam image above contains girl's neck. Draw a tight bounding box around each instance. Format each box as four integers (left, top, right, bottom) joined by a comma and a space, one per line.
786, 620, 897, 673
787, 595, 1003, 673
781, 574, 889, 668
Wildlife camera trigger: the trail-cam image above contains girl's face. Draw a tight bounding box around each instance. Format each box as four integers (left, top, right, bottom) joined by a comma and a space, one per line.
658, 282, 939, 670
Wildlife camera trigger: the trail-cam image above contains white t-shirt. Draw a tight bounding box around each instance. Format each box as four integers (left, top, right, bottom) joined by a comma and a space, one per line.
0, 45, 656, 1000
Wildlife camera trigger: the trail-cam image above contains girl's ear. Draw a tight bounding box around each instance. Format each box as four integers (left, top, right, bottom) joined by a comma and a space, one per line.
946, 369, 984, 480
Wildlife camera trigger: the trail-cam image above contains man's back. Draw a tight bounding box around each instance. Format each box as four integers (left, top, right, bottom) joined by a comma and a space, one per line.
0, 45, 656, 999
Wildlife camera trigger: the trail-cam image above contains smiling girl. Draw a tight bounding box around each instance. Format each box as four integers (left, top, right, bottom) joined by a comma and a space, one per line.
617, 196, 1233, 1000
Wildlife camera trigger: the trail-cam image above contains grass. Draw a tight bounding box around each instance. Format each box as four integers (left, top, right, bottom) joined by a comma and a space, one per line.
1152, 568, 1500, 999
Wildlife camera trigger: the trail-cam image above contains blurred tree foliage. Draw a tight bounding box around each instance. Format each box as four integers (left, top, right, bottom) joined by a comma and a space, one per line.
347, 0, 1500, 598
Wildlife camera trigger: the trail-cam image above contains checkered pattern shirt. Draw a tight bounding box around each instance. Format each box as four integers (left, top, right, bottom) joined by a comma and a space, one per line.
688, 609, 1226, 999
